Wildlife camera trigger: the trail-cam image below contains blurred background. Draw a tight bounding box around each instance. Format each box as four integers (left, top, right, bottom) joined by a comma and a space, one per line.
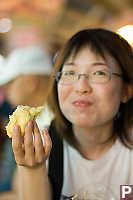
0, 0, 133, 57
0, 1, 133, 199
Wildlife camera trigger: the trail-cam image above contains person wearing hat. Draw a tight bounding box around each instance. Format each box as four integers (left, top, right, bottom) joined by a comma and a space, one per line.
0, 45, 54, 199
0, 46, 52, 107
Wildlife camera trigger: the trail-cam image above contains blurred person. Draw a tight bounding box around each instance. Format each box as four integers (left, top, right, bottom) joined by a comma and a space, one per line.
0, 45, 52, 107
11, 28, 133, 200
0, 45, 54, 127
1, 45, 54, 128
0, 45, 54, 199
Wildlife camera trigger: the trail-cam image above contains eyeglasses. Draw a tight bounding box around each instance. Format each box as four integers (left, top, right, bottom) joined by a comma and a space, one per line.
53, 70, 122, 85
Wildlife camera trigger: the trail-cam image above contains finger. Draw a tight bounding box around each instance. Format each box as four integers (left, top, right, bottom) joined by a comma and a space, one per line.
42, 129, 52, 160
12, 125, 25, 165
33, 121, 44, 164
24, 121, 35, 166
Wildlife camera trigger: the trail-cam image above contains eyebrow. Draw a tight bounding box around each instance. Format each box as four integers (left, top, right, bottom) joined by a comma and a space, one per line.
64, 62, 109, 67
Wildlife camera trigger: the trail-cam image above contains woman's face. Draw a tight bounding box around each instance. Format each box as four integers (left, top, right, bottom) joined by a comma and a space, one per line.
57, 46, 126, 128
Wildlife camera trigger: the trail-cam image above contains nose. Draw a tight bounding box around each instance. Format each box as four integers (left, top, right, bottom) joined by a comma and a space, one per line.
75, 75, 92, 94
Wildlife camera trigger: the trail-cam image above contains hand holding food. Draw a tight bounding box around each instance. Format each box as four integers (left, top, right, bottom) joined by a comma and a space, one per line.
12, 121, 52, 167
9, 105, 52, 167
6, 105, 44, 138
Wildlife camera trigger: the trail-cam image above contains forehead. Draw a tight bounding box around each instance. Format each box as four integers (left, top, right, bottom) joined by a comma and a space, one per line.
63, 46, 122, 72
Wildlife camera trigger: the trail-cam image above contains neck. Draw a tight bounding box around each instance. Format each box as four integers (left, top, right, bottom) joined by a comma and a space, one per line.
73, 122, 116, 160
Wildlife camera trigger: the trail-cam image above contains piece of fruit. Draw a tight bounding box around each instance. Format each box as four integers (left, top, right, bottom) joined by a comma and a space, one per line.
6, 105, 44, 138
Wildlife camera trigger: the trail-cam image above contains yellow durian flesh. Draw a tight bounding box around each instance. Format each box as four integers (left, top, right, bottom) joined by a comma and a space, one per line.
6, 105, 44, 138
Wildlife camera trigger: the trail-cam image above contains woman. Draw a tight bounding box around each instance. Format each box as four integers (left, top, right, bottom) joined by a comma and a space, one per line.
12, 28, 133, 200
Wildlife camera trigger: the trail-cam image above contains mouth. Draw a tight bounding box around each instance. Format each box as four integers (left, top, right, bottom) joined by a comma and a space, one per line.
72, 100, 92, 108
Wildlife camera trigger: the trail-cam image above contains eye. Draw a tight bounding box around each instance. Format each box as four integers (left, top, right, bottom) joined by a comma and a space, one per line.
63, 71, 75, 76
93, 70, 107, 76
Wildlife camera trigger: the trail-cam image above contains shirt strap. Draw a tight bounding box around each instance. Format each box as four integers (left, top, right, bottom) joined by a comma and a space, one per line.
48, 122, 64, 200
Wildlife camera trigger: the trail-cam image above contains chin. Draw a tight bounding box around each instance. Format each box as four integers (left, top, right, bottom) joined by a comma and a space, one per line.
64, 114, 96, 127
71, 119, 93, 128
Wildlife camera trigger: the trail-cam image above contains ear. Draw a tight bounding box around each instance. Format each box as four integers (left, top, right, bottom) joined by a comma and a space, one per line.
121, 84, 133, 103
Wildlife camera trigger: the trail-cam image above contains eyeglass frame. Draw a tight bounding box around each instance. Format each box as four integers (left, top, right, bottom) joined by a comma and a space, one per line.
53, 70, 122, 85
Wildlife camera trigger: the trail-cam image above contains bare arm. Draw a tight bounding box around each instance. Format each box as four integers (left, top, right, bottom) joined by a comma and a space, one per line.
12, 121, 52, 200
18, 164, 52, 200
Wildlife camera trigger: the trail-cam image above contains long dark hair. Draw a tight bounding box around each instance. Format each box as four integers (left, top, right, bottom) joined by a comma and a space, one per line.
48, 28, 133, 149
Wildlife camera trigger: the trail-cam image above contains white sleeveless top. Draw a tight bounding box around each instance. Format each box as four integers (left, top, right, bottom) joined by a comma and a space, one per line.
61, 139, 133, 200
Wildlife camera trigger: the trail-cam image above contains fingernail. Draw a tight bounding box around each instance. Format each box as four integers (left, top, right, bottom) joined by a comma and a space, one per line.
42, 129, 48, 135
27, 121, 33, 127
42, 130, 47, 134
13, 125, 19, 131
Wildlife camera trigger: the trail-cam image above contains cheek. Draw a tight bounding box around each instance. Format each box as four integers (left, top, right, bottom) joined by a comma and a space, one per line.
58, 85, 72, 109
96, 82, 123, 114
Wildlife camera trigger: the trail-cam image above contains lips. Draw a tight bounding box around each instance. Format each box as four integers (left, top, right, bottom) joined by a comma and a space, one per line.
72, 100, 92, 108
